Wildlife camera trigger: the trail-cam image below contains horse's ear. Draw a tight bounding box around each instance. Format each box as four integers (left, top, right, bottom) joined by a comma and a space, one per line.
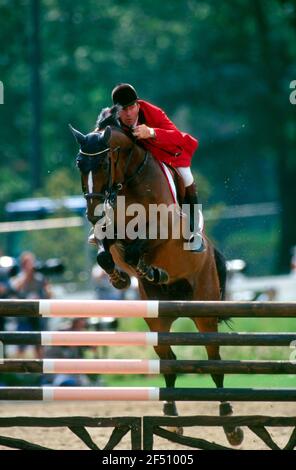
103, 126, 112, 144
69, 124, 86, 145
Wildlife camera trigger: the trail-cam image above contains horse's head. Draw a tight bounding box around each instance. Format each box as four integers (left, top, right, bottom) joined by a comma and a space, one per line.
70, 124, 112, 225
71, 104, 146, 232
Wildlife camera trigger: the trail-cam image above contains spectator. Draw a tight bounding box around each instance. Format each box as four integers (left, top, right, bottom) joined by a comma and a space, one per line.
11, 251, 52, 300
254, 287, 277, 301
92, 263, 123, 300
90, 263, 121, 342
42, 318, 97, 387
10, 251, 52, 358
0, 254, 19, 347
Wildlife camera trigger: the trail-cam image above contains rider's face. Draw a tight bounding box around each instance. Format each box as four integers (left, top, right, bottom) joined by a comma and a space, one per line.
119, 102, 139, 127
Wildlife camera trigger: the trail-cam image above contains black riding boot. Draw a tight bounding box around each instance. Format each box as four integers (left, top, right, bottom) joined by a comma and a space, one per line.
183, 182, 205, 253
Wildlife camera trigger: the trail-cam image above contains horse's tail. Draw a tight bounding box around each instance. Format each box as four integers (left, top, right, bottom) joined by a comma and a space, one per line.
214, 247, 233, 325
214, 247, 227, 301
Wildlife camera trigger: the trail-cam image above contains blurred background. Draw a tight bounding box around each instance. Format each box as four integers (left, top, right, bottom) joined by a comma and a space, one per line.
0, 0, 295, 392
0, 0, 295, 296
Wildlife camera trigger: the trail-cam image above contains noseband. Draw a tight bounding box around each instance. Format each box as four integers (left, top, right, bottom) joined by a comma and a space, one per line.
79, 148, 110, 157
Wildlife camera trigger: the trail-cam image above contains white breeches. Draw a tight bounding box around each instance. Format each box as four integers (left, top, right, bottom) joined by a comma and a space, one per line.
176, 167, 194, 187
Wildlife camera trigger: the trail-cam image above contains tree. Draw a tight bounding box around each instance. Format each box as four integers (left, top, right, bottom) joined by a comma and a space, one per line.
1, 0, 295, 274
250, 0, 296, 271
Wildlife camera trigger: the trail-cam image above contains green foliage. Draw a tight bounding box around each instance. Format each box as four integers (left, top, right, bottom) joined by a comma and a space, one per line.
0, 0, 295, 273
35, 167, 80, 198
223, 227, 279, 276
0, 168, 30, 212
21, 224, 87, 282
21, 168, 90, 281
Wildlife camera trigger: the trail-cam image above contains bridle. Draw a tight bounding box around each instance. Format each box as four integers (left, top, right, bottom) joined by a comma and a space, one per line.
79, 148, 110, 157
81, 142, 148, 208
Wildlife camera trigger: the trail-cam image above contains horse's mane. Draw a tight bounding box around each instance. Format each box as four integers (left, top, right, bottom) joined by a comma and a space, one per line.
95, 104, 137, 144
95, 105, 121, 130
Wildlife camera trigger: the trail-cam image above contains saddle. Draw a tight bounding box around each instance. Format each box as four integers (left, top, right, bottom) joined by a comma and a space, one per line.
161, 163, 186, 206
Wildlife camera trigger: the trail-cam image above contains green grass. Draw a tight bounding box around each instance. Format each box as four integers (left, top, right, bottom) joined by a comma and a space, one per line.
104, 374, 295, 388
118, 316, 296, 334
103, 315, 296, 388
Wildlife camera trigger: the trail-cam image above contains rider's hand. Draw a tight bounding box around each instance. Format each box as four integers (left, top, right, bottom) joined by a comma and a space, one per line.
132, 125, 155, 140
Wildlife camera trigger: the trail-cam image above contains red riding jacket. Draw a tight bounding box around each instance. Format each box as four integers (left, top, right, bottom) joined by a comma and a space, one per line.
136, 99, 198, 167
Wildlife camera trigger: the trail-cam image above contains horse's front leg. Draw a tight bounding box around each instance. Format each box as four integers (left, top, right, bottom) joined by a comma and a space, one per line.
136, 256, 169, 284
97, 245, 130, 290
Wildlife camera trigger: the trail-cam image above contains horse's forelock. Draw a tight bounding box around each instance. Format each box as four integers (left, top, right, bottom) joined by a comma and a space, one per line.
96, 107, 111, 125
96, 105, 121, 130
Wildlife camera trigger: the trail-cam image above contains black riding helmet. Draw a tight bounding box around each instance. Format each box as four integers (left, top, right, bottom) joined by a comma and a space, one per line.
112, 83, 138, 108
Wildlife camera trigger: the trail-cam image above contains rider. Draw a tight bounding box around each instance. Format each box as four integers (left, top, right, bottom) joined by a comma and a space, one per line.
111, 83, 204, 252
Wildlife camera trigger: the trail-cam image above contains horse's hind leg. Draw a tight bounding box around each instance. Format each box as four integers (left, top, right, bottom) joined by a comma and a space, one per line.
145, 318, 183, 435
193, 317, 244, 446
219, 401, 244, 446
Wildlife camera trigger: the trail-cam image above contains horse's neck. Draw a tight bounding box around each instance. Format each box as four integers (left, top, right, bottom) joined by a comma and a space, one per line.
129, 145, 149, 172
111, 130, 169, 201
111, 131, 155, 179
124, 145, 160, 186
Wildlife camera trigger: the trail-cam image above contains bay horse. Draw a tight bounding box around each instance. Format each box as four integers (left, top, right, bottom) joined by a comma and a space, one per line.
70, 107, 243, 445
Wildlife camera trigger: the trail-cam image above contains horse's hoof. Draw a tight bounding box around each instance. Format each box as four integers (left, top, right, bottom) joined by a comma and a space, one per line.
163, 401, 182, 434
144, 267, 169, 284
158, 269, 169, 284
225, 427, 244, 446
110, 271, 131, 289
